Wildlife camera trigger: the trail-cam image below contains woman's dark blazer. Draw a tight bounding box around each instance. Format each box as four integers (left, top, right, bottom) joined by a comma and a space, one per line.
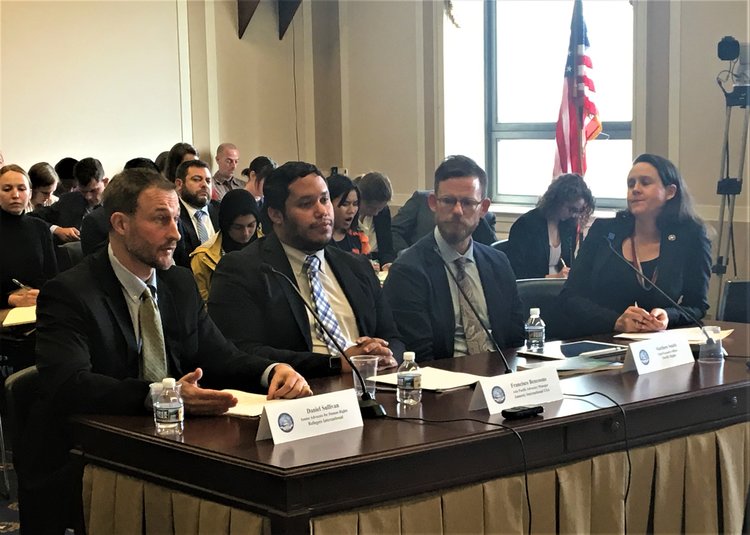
506, 208, 578, 279
559, 213, 711, 338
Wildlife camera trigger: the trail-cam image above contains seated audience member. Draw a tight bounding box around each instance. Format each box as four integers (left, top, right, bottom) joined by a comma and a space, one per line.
174, 159, 220, 266
327, 173, 370, 256
353, 171, 395, 265
191, 189, 260, 302
392, 189, 497, 254
28, 162, 60, 210
0, 165, 57, 309
243, 155, 277, 234
155, 150, 170, 175
384, 156, 524, 362
53, 156, 78, 196
80, 157, 159, 255
212, 143, 242, 200
32, 157, 106, 243
506, 173, 594, 279
21, 168, 311, 534
165, 142, 199, 182
209, 161, 404, 377
559, 153, 711, 338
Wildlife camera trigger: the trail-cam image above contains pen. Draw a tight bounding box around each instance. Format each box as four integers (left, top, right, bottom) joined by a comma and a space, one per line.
560, 258, 567, 268
12, 278, 32, 291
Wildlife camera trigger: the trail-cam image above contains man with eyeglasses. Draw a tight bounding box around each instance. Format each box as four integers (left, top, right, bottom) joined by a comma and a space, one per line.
383, 155, 525, 362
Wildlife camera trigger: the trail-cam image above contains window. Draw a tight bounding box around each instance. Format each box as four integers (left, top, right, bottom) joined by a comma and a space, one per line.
445, 1, 633, 208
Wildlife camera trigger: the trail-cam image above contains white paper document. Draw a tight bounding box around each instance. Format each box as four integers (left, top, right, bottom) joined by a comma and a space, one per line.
614, 326, 733, 344
222, 389, 279, 418
375, 366, 481, 392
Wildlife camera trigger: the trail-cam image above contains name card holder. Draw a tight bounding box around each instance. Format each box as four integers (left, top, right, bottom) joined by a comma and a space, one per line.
256, 389, 363, 444
622, 336, 694, 375
469, 367, 562, 416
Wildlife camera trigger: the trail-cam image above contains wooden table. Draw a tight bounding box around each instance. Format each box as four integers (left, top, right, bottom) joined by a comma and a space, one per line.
71, 323, 750, 534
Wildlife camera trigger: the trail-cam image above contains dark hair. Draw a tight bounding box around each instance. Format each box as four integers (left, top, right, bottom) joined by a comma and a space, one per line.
54, 157, 78, 183
434, 155, 488, 197
154, 151, 169, 173
102, 168, 175, 220
28, 162, 59, 189
175, 159, 210, 182
630, 153, 700, 226
73, 157, 105, 188
124, 157, 159, 172
218, 189, 260, 252
356, 171, 392, 204
166, 142, 199, 182
264, 161, 322, 213
537, 173, 595, 225
327, 173, 360, 207
248, 156, 277, 184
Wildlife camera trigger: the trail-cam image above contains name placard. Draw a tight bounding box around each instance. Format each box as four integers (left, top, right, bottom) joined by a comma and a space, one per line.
256, 389, 363, 444
469, 367, 562, 415
622, 336, 694, 375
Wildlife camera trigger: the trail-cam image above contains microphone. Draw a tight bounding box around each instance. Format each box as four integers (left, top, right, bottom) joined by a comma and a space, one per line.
432, 246, 513, 374
260, 263, 387, 418
603, 235, 716, 344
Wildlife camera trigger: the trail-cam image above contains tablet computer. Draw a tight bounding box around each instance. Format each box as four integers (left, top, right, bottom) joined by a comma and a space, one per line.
517, 340, 627, 361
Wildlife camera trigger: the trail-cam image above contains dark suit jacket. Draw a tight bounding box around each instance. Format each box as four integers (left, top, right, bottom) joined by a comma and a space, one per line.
506, 208, 579, 279
391, 190, 496, 253
178, 200, 220, 258
383, 233, 526, 362
208, 233, 405, 377
354, 207, 396, 264
31, 191, 92, 229
79, 206, 110, 255
559, 214, 711, 338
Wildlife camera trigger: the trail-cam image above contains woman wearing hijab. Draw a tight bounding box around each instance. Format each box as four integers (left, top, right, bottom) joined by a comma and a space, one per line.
190, 189, 259, 302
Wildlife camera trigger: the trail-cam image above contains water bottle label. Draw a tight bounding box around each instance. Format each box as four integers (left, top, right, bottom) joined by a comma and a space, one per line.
155, 406, 183, 424
528, 330, 544, 343
398, 374, 422, 389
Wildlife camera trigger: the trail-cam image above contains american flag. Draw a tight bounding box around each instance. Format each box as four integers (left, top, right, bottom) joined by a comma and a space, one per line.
553, 0, 602, 177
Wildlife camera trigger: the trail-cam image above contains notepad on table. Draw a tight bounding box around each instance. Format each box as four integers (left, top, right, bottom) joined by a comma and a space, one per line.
221, 389, 281, 418
2, 306, 36, 327
375, 367, 481, 392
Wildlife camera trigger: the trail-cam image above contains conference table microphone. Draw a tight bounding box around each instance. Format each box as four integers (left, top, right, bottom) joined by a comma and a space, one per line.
604, 235, 717, 345
260, 263, 387, 418
432, 246, 513, 374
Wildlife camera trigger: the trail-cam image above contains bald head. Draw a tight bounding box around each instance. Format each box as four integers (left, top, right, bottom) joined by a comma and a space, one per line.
215, 143, 239, 178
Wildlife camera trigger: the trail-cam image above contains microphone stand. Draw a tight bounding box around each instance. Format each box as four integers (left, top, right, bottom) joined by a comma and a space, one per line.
433, 246, 513, 374
261, 263, 387, 418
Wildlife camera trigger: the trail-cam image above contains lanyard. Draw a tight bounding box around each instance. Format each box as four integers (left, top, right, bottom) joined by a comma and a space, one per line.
630, 237, 658, 290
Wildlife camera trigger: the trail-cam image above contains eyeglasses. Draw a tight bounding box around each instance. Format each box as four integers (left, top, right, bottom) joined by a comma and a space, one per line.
436, 196, 482, 212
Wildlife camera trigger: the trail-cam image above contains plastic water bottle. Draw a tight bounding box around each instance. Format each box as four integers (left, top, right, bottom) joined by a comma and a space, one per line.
525, 308, 545, 350
397, 352, 422, 405
153, 378, 184, 436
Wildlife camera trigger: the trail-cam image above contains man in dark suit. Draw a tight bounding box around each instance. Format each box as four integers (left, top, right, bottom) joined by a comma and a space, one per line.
173, 159, 220, 265
391, 189, 497, 254
23, 168, 311, 533
383, 156, 525, 362
32, 156, 107, 243
209, 161, 404, 378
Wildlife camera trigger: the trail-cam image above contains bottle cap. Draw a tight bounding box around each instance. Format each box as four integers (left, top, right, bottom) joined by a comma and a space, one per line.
530, 308, 540, 316
162, 377, 176, 388
403, 351, 415, 362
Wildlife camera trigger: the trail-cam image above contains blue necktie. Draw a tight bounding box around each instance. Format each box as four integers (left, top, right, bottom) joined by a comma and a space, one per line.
303, 255, 347, 356
194, 210, 209, 244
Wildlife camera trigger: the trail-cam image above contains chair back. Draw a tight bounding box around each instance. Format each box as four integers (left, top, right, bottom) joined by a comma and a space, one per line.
718, 280, 750, 323
516, 278, 566, 339
5, 365, 40, 453
491, 239, 510, 254
56, 241, 84, 272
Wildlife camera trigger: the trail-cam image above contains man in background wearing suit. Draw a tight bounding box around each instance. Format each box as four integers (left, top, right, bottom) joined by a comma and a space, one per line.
383, 155, 524, 362
173, 159, 220, 266
32, 156, 107, 243
391, 189, 497, 254
209, 161, 404, 377
23, 168, 311, 533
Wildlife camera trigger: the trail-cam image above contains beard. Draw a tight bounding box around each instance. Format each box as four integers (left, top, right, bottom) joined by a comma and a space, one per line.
125, 236, 176, 271
437, 217, 476, 245
181, 189, 209, 208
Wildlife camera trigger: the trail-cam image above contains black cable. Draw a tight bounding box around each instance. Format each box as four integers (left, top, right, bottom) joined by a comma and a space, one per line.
563, 391, 632, 531
385, 414, 533, 535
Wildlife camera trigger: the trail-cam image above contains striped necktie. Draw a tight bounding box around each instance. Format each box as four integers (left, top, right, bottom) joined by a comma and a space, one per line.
454, 257, 490, 355
194, 209, 209, 244
139, 285, 168, 382
303, 255, 347, 356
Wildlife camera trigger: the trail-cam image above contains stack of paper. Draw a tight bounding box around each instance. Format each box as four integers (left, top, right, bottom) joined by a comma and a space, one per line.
614, 326, 733, 344
375, 367, 481, 392
2, 306, 36, 327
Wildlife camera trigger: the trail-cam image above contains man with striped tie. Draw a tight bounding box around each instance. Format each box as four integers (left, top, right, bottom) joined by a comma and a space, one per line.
209, 161, 404, 377
173, 159, 220, 266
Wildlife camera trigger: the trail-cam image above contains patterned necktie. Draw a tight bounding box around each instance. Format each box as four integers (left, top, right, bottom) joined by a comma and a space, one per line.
303, 255, 347, 356
194, 209, 209, 244
139, 285, 168, 382
454, 257, 490, 355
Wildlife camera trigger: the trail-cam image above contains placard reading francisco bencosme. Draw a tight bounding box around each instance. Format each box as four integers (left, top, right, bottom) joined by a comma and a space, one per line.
469, 367, 562, 415
256, 389, 363, 444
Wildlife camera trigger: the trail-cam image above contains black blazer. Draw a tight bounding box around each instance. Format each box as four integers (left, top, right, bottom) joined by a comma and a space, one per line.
506, 208, 579, 279
79, 206, 110, 255
31, 191, 92, 229
391, 190, 496, 253
353, 207, 396, 264
208, 233, 405, 377
35, 249, 275, 416
178, 200, 220, 257
559, 214, 711, 338
383, 233, 526, 362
